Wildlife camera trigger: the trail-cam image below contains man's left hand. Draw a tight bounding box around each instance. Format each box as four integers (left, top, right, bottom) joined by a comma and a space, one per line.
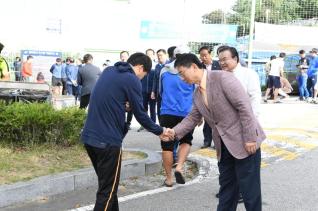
245, 142, 257, 155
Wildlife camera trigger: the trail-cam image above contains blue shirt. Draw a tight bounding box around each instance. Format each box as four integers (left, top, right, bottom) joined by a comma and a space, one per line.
307, 56, 318, 77
49, 63, 62, 78
65, 64, 79, 84
160, 71, 194, 117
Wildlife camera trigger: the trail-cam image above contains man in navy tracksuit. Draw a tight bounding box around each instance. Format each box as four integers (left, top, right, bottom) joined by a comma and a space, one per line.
81, 53, 166, 211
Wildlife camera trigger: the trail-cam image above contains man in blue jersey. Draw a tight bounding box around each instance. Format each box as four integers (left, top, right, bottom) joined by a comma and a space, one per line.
159, 45, 195, 186
81, 53, 168, 211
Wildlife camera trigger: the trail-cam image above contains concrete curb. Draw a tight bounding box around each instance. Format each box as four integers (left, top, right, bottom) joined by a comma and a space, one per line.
0, 148, 162, 208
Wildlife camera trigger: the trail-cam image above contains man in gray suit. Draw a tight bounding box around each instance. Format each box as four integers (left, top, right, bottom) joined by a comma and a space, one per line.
77, 54, 101, 109
164, 53, 266, 211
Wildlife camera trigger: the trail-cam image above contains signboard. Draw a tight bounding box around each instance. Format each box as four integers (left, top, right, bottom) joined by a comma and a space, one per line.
21, 50, 62, 83
140, 20, 238, 44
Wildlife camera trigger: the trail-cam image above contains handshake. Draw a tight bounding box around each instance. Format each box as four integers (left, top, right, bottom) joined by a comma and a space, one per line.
159, 128, 176, 141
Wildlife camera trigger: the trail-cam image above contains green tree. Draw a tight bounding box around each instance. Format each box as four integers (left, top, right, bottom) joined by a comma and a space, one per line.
202, 9, 226, 24
202, 0, 318, 37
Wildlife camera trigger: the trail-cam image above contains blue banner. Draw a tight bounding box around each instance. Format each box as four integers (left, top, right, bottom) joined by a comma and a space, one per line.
140, 21, 238, 44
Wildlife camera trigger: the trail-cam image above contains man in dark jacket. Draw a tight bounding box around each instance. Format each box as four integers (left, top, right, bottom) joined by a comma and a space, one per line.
77, 54, 101, 109
137, 49, 157, 132
81, 52, 167, 211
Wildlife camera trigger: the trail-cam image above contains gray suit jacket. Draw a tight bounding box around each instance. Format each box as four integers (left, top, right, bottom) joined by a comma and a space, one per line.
173, 71, 266, 160
77, 63, 101, 96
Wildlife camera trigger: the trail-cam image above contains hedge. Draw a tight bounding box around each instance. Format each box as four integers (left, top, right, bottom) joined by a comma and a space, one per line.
0, 102, 86, 146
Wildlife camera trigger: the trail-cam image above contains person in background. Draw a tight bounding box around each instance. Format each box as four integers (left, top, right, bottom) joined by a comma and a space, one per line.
77, 54, 101, 109
296, 50, 309, 101
199, 46, 220, 149
0, 42, 10, 81
138, 48, 157, 132
65, 57, 79, 97
13, 57, 22, 81
120, 51, 134, 130
61, 60, 67, 95
158, 45, 195, 187
36, 72, 45, 83
307, 48, 318, 101
264, 52, 286, 103
151, 49, 170, 121
22, 55, 33, 82
278, 76, 293, 98
50, 58, 63, 95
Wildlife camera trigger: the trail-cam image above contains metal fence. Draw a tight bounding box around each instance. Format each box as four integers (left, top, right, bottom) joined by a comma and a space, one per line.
189, 0, 318, 87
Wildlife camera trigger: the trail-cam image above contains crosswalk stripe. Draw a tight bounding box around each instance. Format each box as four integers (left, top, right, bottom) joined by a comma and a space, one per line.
192, 149, 217, 158
261, 161, 269, 168
267, 134, 318, 150
261, 143, 298, 160
265, 128, 318, 139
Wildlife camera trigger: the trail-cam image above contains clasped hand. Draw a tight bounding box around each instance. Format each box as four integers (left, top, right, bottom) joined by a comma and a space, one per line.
159, 128, 175, 141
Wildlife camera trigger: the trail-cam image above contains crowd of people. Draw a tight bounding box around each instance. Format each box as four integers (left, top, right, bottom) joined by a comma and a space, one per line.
263, 48, 318, 103
1, 40, 317, 211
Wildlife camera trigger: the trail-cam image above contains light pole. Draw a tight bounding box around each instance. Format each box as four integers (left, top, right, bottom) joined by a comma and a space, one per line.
247, 0, 256, 68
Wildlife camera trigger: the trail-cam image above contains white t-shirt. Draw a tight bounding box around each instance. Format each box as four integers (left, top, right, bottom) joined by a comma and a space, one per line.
233, 64, 262, 119
269, 58, 284, 77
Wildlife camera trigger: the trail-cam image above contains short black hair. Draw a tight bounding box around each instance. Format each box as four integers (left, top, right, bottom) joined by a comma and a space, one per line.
157, 49, 166, 54
146, 48, 155, 55
217, 45, 239, 62
56, 58, 62, 62
279, 52, 286, 58
83, 54, 93, 63
174, 53, 205, 69
167, 46, 177, 59
27, 55, 33, 60
127, 52, 152, 73
299, 50, 305, 54
0, 42, 4, 53
120, 51, 129, 56
199, 46, 211, 54
270, 55, 276, 60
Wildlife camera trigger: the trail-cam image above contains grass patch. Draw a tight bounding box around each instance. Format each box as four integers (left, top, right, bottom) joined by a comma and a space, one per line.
0, 144, 146, 185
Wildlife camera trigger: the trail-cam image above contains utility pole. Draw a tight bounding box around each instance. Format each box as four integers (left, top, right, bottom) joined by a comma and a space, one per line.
247, 0, 256, 68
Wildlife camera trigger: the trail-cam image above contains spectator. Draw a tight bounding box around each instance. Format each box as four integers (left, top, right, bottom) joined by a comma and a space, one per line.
158, 45, 195, 187
22, 55, 33, 82
36, 72, 45, 83
13, 56, 22, 81
296, 50, 309, 101
77, 54, 101, 109
65, 57, 79, 96
151, 49, 170, 120
264, 52, 286, 103
120, 51, 133, 129
50, 58, 63, 95
199, 46, 221, 149
138, 48, 157, 132
307, 48, 318, 100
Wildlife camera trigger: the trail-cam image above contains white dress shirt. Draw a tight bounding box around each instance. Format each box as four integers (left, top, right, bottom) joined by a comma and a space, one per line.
232, 63, 262, 119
